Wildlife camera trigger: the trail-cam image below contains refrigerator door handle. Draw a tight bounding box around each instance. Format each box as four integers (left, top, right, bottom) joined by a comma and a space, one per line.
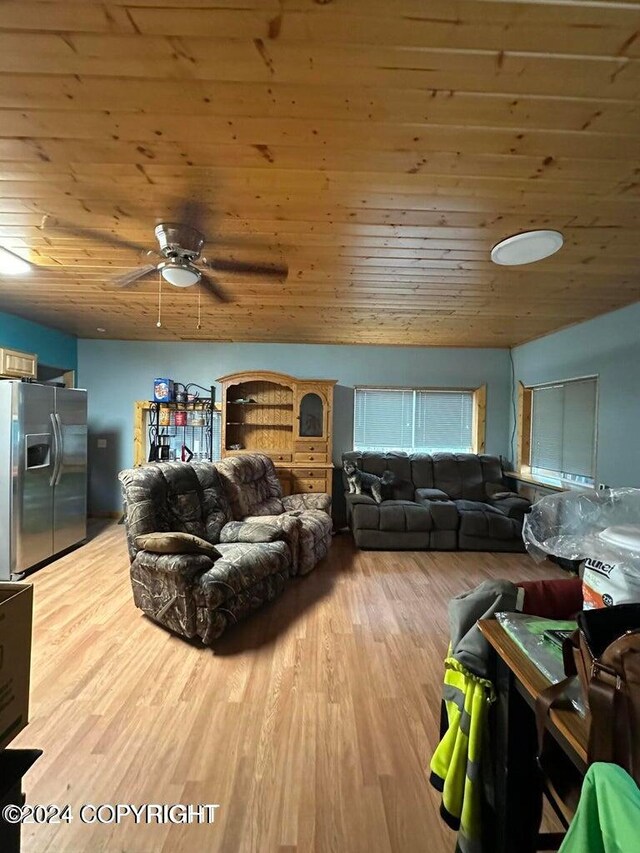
54, 413, 64, 486
49, 412, 61, 487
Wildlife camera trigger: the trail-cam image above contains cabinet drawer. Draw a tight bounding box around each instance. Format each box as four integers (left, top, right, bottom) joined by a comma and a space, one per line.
0, 347, 37, 379
295, 468, 326, 479
293, 478, 327, 493
294, 441, 327, 455
294, 452, 326, 464
271, 453, 292, 463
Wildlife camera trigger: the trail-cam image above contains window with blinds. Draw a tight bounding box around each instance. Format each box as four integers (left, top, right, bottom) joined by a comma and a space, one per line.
353, 388, 474, 453
211, 411, 222, 461
530, 377, 597, 484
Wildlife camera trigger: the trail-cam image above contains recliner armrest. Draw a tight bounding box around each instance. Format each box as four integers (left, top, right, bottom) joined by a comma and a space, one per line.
133, 549, 213, 581
488, 494, 531, 521
283, 493, 331, 513
220, 520, 286, 544
485, 481, 521, 499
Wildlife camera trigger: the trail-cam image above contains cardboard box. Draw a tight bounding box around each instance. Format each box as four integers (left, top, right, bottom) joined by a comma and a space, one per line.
0, 583, 33, 749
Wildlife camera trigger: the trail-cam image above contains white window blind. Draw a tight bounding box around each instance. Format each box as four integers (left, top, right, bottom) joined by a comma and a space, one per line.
354, 388, 474, 453
531, 377, 597, 481
211, 411, 222, 461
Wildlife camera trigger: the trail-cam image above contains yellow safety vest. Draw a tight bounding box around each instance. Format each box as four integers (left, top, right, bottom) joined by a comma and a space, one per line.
429, 656, 495, 853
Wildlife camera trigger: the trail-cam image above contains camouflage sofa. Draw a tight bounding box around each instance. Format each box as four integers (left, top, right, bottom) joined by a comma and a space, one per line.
215, 454, 333, 575
119, 461, 292, 644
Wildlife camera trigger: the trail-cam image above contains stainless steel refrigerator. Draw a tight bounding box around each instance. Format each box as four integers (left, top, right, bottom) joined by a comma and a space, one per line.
0, 381, 87, 580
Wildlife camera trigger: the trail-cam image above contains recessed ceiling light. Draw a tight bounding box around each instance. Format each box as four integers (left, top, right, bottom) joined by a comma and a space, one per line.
0, 246, 31, 275
96, 327, 106, 333
491, 230, 564, 266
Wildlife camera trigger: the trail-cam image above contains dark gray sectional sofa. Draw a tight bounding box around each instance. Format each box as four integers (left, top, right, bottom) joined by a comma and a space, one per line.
342, 451, 530, 552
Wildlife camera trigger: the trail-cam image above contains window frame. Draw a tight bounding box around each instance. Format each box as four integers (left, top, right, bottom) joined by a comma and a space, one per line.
516, 375, 598, 488
352, 384, 486, 455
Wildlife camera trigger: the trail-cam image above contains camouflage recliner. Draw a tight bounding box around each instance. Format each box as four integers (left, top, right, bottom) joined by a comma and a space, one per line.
118, 462, 293, 644
215, 453, 333, 575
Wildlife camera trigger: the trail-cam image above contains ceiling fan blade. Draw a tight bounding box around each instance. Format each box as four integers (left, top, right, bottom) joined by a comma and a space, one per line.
201, 257, 288, 279
40, 215, 155, 257
112, 264, 158, 288
173, 197, 209, 233
200, 271, 230, 303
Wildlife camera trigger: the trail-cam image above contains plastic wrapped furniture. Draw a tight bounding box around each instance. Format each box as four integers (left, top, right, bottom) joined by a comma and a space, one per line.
215, 453, 332, 575
524, 488, 640, 609
523, 488, 640, 563
119, 462, 292, 644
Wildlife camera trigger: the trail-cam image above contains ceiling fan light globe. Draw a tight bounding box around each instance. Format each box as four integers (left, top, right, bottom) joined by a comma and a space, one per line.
161, 264, 201, 287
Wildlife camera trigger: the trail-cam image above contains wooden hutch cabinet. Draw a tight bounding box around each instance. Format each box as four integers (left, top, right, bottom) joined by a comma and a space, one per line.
218, 371, 336, 496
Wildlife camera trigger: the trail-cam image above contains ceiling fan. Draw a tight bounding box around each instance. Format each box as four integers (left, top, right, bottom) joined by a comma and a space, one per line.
40, 211, 288, 303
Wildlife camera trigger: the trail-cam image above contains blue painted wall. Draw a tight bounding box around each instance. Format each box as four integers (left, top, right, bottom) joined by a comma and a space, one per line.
510, 301, 640, 488
0, 309, 77, 370
78, 340, 511, 513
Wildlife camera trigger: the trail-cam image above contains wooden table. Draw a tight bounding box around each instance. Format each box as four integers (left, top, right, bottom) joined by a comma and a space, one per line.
478, 619, 588, 853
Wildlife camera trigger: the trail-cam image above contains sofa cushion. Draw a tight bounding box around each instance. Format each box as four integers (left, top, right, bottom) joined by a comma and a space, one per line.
456, 501, 520, 540
191, 462, 234, 542
353, 500, 432, 533
386, 478, 415, 501
411, 453, 434, 489
454, 499, 503, 514
160, 462, 211, 535
346, 493, 377, 507
415, 487, 450, 502
293, 509, 333, 574
135, 531, 221, 558
197, 540, 290, 609
216, 454, 285, 518
488, 494, 531, 521
431, 453, 485, 500
342, 450, 412, 484
219, 520, 285, 544
421, 499, 459, 531
119, 463, 214, 558
431, 453, 465, 499
479, 455, 505, 487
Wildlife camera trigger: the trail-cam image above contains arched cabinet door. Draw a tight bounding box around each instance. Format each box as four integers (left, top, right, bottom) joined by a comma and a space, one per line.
294, 384, 332, 466
298, 392, 325, 438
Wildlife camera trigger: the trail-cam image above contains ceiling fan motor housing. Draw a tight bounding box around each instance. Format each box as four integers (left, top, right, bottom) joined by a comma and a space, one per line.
154, 222, 205, 261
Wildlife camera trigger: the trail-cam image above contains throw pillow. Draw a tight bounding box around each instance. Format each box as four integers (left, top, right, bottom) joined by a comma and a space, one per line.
135, 531, 221, 558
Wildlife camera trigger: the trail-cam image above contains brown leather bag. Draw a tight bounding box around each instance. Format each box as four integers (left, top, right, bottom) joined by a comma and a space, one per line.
567, 605, 640, 784
535, 604, 640, 829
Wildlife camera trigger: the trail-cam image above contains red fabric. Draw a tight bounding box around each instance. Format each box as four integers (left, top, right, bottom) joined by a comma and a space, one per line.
518, 577, 583, 620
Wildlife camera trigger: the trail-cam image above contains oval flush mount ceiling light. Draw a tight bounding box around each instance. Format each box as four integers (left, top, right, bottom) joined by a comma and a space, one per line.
491, 230, 564, 266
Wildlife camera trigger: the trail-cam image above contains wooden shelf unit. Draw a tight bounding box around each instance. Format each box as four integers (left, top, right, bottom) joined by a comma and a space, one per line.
218, 370, 336, 496
133, 399, 222, 467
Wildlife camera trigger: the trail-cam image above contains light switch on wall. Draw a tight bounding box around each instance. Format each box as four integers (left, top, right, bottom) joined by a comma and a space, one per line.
97, 438, 107, 449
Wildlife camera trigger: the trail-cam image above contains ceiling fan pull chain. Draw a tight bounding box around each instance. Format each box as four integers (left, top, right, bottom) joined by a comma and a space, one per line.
156, 269, 163, 328
197, 283, 202, 330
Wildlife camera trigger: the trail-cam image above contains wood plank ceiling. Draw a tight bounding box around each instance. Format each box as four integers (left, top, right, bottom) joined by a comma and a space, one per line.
0, 0, 638, 347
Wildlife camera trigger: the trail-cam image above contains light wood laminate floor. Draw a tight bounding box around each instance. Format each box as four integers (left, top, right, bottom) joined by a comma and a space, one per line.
14, 523, 563, 853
